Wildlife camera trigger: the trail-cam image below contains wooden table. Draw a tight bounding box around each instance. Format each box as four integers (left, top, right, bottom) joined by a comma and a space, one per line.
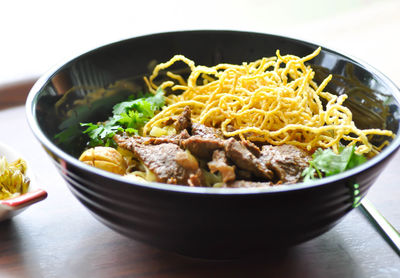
0, 80, 399, 278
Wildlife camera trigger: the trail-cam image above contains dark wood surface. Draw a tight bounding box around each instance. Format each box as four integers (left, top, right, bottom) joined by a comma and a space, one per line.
0, 80, 399, 278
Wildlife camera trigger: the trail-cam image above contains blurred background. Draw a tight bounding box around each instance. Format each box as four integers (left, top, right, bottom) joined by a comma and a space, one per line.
0, 0, 399, 86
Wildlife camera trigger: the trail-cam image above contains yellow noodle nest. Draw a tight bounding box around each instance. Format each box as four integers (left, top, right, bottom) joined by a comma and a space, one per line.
142, 48, 393, 155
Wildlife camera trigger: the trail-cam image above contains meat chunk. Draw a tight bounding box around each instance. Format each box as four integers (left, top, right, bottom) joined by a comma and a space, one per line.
242, 140, 261, 157
115, 130, 190, 146
115, 136, 203, 186
174, 129, 191, 140
207, 150, 236, 183
259, 144, 310, 184
180, 123, 226, 159
174, 106, 192, 133
181, 135, 225, 159
191, 123, 224, 139
145, 129, 191, 145
225, 180, 272, 188
224, 138, 274, 180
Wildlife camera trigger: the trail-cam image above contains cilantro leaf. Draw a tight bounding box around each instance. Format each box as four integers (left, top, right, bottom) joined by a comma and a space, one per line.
81, 122, 123, 147
146, 88, 166, 109
112, 88, 165, 115
302, 145, 367, 182
347, 150, 367, 169
81, 89, 165, 147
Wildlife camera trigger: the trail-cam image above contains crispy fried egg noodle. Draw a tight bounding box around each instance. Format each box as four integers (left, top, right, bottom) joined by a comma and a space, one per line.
143, 48, 393, 155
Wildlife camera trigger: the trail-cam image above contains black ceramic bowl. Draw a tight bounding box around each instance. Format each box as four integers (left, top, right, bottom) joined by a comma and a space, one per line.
26, 30, 400, 259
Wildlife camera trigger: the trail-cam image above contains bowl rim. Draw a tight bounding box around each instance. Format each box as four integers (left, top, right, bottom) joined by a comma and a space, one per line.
25, 29, 400, 195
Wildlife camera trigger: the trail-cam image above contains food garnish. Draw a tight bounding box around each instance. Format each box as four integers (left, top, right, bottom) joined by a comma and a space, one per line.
302, 145, 367, 182
81, 88, 165, 147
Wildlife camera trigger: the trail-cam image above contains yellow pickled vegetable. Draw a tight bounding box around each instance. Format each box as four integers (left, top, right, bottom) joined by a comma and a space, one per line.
0, 156, 30, 200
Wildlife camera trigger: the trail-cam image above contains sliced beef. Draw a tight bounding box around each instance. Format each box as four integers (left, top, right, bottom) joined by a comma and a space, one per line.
163, 117, 175, 126
191, 123, 224, 139
140, 136, 179, 145
207, 150, 236, 183
145, 129, 191, 145
180, 122, 226, 159
235, 169, 253, 180
115, 130, 190, 146
225, 180, 272, 188
114, 134, 148, 145
242, 140, 261, 157
181, 136, 225, 159
174, 106, 192, 133
174, 129, 191, 140
259, 144, 310, 184
115, 136, 203, 186
224, 138, 274, 180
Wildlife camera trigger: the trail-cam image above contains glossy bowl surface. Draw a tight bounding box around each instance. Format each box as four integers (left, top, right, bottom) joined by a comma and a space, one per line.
26, 30, 400, 258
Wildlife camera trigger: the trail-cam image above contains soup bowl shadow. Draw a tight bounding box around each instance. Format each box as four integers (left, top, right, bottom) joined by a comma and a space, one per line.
26, 30, 400, 259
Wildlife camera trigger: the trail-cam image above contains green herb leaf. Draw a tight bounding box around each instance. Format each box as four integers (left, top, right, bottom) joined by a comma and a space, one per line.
146, 88, 166, 109
80, 89, 165, 147
302, 145, 367, 182
112, 88, 165, 115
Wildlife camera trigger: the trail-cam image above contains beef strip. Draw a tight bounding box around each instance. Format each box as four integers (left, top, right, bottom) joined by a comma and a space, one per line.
224, 138, 274, 180
115, 136, 203, 186
145, 129, 191, 145
259, 144, 311, 184
235, 169, 253, 180
173, 129, 191, 140
242, 140, 261, 157
174, 106, 192, 133
180, 122, 226, 159
207, 150, 236, 183
115, 129, 190, 146
191, 123, 224, 139
225, 180, 272, 188
181, 136, 225, 159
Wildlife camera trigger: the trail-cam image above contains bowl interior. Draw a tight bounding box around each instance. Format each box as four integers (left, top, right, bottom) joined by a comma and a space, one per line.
28, 30, 400, 185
